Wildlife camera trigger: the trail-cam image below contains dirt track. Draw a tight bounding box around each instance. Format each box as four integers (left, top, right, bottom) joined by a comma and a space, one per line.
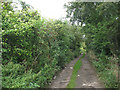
49, 55, 104, 88
49, 56, 81, 88
75, 55, 105, 88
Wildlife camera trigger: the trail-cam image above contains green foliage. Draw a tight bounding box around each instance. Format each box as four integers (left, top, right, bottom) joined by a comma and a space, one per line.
92, 54, 119, 88
65, 1, 120, 88
2, 1, 83, 88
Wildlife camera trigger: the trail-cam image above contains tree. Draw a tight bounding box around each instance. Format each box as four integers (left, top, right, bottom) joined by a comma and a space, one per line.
65, 1, 120, 55
65, 1, 120, 88
18, 0, 34, 10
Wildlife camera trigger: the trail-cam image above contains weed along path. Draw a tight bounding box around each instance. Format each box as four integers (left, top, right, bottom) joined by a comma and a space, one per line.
49, 54, 105, 88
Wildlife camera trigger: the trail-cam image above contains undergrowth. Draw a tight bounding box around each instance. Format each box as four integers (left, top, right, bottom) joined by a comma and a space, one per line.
88, 51, 119, 88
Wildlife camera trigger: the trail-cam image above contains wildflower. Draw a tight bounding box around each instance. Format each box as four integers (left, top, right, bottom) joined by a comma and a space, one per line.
14, 25, 16, 28
9, 11, 12, 14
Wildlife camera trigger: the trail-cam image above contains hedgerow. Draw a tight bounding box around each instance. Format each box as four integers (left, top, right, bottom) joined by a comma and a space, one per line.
2, 2, 82, 88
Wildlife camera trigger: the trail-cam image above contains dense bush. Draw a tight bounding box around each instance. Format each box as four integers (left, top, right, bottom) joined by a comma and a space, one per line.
2, 1, 82, 88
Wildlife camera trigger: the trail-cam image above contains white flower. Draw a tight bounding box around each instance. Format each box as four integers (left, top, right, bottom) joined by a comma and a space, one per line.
116, 17, 118, 20
14, 25, 16, 28
9, 11, 12, 14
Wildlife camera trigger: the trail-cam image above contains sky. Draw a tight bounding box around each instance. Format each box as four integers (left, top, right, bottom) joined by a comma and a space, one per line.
21, 0, 73, 19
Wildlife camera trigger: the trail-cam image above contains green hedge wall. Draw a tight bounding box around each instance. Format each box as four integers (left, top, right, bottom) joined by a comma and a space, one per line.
2, 2, 82, 88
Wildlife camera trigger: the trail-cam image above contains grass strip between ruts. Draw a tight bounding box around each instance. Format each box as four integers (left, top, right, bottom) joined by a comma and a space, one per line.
66, 54, 85, 88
